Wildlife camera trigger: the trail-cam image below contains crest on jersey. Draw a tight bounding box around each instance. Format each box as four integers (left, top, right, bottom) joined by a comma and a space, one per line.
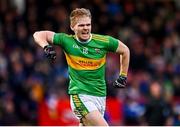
95, 48, 101, 54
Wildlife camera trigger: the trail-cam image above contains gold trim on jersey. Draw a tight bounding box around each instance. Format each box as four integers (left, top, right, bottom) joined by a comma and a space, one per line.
92, 34, 109, 43
65, 53, 106, 70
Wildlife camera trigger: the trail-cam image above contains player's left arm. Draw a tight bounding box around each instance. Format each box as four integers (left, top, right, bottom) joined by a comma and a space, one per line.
116, 40, 130, 76
113, 40, 130, 88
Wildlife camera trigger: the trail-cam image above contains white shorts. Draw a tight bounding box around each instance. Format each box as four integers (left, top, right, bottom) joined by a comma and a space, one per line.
70, 94, 106, 120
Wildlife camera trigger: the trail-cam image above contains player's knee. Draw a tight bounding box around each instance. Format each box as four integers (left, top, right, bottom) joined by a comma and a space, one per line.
84, 110, 108, 126
80, 117, 90, 126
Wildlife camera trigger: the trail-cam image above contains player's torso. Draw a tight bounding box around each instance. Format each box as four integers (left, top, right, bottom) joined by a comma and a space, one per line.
62, 34, 109, 71
60, 34, 110, 96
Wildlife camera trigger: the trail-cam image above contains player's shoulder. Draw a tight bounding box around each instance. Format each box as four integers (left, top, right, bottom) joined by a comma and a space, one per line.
56, 32, 75, 38
92, 33, 109, 38
92, 33, 109, 43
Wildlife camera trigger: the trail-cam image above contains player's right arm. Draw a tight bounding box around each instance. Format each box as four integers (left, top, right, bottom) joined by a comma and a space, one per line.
33, 31, 55, 48
33, 31, 56, 61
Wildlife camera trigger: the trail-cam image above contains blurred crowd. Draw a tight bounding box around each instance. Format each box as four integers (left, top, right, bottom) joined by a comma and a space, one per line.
0, 0, 180, 126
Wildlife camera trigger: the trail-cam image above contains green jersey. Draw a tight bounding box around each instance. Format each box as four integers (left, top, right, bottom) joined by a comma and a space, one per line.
53, 33, 119, 96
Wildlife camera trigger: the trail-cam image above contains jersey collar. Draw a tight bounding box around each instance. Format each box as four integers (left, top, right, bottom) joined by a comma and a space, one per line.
75, 34, 92, 44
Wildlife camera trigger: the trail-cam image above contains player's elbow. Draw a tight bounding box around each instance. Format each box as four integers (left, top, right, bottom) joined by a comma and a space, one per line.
124, 45, 130, 56
116, 41, 130, 55
117, 43, 130, 56
33, 31, 39, 41
120, 45, 130, 58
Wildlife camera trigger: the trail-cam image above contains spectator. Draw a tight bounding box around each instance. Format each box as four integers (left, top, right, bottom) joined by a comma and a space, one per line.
144, 81, 173, 125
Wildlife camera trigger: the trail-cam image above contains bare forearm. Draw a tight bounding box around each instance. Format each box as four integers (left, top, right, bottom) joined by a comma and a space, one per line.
120, 47, 130, 76
116, 40, 130, 76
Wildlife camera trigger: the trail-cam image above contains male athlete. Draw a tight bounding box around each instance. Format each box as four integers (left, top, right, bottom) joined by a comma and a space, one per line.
33, 8, 130, 126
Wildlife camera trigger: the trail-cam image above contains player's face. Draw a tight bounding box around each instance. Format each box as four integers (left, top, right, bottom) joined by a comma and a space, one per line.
72, 17, 91, 42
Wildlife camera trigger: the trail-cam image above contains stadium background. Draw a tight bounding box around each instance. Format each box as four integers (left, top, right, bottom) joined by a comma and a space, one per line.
0, 0, 180, 126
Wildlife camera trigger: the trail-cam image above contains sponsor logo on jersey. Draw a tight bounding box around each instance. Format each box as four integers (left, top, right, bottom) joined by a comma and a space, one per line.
65, 53, 106, 70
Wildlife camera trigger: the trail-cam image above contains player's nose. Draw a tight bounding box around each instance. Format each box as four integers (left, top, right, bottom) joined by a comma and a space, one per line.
83, 25, 89, 29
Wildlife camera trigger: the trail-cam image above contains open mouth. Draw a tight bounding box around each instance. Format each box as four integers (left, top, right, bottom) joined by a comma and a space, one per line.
81, 32, 89, 37
82, 31, 89, 35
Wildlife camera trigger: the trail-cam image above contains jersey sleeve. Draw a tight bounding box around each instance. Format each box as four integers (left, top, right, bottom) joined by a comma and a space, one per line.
108, 36, 119, 52
53, 33, 65, 46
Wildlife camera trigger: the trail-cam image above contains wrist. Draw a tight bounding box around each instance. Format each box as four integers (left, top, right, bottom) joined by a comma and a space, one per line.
120, 72, 127, 77
43, 44, 50, 49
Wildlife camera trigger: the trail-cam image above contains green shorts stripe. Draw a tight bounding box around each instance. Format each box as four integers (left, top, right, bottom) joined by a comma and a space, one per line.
72, 94, 89, 117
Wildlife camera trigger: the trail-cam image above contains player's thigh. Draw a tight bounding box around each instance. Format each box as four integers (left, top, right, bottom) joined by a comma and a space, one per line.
83, 110, 108, 126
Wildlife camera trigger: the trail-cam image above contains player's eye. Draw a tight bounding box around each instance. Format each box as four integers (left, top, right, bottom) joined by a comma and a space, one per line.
78, 24, 91, 27
78, 24, 85, 27
86, 24, 91, 26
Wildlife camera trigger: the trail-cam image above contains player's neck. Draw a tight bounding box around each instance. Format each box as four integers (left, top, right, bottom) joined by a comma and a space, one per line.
75, 34, 92, 44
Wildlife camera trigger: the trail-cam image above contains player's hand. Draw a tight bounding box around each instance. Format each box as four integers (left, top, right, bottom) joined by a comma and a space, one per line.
113, 75, 127, 88
43, 45, 56, 62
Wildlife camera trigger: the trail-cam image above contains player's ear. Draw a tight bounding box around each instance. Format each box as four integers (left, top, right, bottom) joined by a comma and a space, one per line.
70, 23, 75, 31
70, 25, 74, 31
